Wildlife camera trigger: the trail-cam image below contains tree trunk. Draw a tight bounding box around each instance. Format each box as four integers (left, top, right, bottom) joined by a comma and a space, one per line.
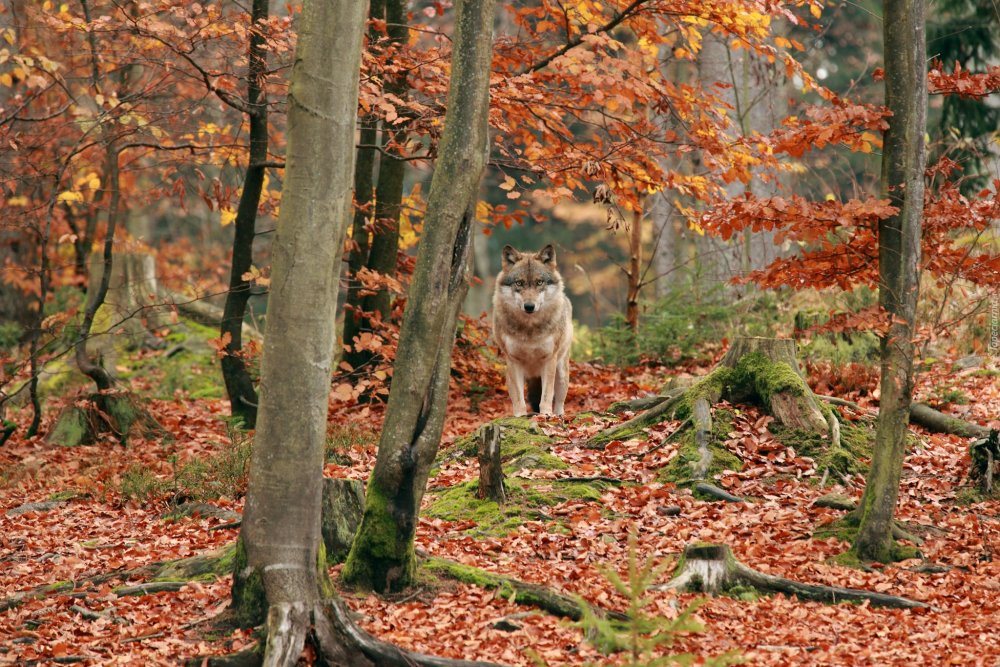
853, 0, 926, 563
341, 0, 386, 374
344, 0, 411, 379
220, 0, 270, 429
342, 0, 495, 593
625, 196, 643, 334
233, 0, 369, 663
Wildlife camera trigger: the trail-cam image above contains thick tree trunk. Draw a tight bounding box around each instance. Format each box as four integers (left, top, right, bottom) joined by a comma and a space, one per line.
220, 0, 269, 429
233, 1, 368, 664
854, 0, 926, 563
342, 0, 495, 593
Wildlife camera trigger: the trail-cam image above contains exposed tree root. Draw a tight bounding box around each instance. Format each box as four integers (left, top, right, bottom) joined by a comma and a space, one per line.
657, 544, 928, 609
909, 402, 991, 438
420, 554, 627, 623
693, 481, 744, 503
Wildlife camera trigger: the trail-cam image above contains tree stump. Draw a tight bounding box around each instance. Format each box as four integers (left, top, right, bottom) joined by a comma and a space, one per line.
590, 337, 829, 448
477, 422, 506, 503
659, 543, 926, 609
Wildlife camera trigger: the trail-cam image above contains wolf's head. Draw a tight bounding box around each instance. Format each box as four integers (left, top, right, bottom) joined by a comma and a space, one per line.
496, 244, 563, 315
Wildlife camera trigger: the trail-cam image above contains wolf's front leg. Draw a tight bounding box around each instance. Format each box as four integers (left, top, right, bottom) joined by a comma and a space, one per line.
505, 363, 527, 416
553, 354, 569, 416
539, 360, 558, 415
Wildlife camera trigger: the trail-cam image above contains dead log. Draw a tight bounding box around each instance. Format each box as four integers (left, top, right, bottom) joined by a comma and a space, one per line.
910, 402, 991, 439
476, 422, 506, 503
658, 543, 927, 609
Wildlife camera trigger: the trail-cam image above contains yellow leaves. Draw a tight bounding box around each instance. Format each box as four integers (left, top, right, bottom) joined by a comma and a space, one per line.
810, 3, 823, 19
241, 265, 270, 287
7, 195, 29, 207
499, 174, 521, 199
220, 207, 237, 226
0, 73, 11, 88
57, 190, 84, 203
2, 29, 14, 45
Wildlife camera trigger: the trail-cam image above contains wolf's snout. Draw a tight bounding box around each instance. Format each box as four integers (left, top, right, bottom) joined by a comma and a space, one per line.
523, 303, 536, 314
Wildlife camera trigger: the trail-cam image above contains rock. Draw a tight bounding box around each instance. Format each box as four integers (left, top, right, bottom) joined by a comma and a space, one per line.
6, 500, 66, 517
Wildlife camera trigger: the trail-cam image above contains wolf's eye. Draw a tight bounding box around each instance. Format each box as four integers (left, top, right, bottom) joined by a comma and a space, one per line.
535, 279, 545, 287
514, 280, 524, 288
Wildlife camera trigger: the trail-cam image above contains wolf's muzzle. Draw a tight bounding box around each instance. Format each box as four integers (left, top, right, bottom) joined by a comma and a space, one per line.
523, 303, 536, 314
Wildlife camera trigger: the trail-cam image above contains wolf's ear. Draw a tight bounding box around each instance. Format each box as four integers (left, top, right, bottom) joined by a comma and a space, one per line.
501, 245, 521, 269
536, 244, 556, 266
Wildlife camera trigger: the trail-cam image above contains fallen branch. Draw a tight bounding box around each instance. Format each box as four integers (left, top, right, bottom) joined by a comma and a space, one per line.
693, 481, 744, 503
657, 543, 928, 609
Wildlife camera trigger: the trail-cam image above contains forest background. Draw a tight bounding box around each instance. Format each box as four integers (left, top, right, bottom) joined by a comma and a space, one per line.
0, 0, 999, 665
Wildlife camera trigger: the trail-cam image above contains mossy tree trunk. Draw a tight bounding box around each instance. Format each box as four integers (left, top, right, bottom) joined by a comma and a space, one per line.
232, 1, 371, 663
852, 0, 926, 564
341, 0, 495, 594
220, 0, 270, 429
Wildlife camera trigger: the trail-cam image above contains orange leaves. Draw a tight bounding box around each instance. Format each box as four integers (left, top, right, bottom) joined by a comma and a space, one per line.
929, 61, 1000, 99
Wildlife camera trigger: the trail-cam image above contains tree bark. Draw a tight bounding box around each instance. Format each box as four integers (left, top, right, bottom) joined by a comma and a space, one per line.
625, 196, 643, 334
220, 0, 270, 429
853, 0, 926, 563
344, 0, 410, 378
342, 0, 495, 593
341, 0, 386, 374
233, 1, 369, 664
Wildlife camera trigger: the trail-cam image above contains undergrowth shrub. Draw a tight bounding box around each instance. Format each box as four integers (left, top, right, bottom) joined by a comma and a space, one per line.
119, 420, 252, 504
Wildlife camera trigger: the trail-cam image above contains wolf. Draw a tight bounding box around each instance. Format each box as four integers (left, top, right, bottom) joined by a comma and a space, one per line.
492, 244, 573, 416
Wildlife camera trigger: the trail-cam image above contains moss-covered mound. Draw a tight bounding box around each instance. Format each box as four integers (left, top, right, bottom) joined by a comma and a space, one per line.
426, 477, 609, 536
658, 408, 743, 484
434, 417, 562, 471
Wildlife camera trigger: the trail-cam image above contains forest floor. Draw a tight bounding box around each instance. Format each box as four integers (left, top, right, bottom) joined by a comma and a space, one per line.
1, 349, 999, 666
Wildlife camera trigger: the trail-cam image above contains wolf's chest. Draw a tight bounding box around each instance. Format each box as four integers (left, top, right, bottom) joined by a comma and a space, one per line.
502, 333, 556, 365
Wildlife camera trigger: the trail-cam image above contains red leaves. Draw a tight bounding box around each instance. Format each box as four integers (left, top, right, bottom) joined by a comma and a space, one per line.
929, 61, 1000, 99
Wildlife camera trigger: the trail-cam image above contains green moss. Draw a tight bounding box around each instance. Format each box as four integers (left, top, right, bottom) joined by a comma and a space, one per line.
152, 544, 238, 583
231, 538, 267, 628
340, 480, 417, 592
814, 515, 859, 543
439, 417, 551, 459
771, 419, 874, 476
426, 477, 610, 536
659, 409, 742, 484
48, 406, 90, 447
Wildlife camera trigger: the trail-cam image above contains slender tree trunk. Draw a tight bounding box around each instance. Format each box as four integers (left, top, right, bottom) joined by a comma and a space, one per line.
74, 144, 120, 394
220, 0, 270, 429
233, 0, 368, 662
853, 0, 926, 563
625, 196, 643, 334
344, 0, 410, 377
342, 0, 495, 593
342, 0, 385, 373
